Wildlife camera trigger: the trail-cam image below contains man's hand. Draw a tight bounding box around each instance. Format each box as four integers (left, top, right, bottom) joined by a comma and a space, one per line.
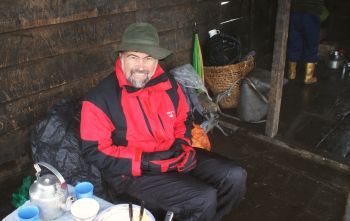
141, 145, 184, 173
177, 147, 197, 173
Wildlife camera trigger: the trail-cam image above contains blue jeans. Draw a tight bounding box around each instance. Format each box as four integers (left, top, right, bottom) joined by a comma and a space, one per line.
287, 11, 321, 62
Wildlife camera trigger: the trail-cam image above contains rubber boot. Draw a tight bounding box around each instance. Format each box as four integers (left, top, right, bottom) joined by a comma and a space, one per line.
304, 63, 317, 84
288, 61, 297, 80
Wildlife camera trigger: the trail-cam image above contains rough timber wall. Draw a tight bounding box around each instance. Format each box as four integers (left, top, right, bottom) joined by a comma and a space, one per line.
0, 0, 220, 180
0, 0, 279, 182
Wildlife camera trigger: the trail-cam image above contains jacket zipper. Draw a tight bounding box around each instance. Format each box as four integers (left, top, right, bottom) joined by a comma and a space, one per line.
158, 114, 165, 131
136, 96, 155, 139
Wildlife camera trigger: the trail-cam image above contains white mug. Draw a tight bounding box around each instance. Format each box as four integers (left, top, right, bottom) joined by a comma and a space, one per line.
208, 29, 220, 38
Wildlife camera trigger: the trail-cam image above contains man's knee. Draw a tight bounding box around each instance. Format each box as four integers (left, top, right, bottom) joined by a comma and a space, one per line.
228, 166, 247, 187
225, 165, 247, 200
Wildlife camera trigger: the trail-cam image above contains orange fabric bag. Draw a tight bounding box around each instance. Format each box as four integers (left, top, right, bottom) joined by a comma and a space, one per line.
191, 124, 211, 151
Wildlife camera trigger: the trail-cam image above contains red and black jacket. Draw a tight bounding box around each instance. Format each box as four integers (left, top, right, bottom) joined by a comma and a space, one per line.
80, 59, 193, 180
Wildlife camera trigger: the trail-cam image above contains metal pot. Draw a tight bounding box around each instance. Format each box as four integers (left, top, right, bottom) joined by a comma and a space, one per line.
29, 162, 74, 220
342, 61, 350, 79
328, 50, 344, 69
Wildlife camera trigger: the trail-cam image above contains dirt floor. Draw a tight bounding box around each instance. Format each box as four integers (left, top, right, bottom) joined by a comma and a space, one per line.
216, 59, 350, 221
2, 60, 350, 220
211, 129, 350, 221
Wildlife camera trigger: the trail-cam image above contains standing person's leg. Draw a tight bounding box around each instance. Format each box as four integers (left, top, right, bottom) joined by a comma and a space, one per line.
301, 12, 320, 84
117, 173, 218, 221
190, 148, 247, 221
287, 12, 304, 79
302, 13, 321, 63
287, 12, 304, 61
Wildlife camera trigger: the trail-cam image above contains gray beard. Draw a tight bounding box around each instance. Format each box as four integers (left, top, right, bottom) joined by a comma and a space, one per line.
127, 70, 150, 88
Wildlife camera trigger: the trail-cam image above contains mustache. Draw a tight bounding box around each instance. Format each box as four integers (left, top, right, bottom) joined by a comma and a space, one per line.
131, 69, 149, 75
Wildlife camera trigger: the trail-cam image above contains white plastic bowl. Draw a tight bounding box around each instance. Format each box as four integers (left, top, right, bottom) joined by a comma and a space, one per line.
70, 198, 100, 221
95, 204, 155, 221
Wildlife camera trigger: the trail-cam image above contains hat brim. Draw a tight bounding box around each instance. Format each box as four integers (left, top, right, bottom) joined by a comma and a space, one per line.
116, 42, 172, 60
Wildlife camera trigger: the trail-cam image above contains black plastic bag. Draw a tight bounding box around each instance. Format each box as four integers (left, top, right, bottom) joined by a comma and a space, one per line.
30, 99, 105, 197
204, 33, 241, 66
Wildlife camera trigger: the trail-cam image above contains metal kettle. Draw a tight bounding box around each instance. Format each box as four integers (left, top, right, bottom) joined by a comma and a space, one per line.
328, 50, 345, 69
29, 162, 74, 220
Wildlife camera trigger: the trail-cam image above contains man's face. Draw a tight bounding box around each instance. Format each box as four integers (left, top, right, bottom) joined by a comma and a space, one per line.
120, 51, 158, 88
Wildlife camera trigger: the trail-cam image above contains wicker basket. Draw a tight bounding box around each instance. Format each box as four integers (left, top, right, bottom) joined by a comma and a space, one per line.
204, 55, 255, 109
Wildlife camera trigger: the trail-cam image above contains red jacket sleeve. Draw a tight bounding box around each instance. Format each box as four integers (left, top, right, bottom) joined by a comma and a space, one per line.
80, 101, 142, 176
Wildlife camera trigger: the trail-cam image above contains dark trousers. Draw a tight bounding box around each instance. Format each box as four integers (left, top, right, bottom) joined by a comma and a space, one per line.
287, 11, 321, 62
107, 148, 247, 221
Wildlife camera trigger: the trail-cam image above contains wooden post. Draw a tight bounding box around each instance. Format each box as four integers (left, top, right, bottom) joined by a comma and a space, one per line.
265, 0, 291, 137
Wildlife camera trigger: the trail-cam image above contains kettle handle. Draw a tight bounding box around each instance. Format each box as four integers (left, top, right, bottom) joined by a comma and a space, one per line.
34, 162, 67, 189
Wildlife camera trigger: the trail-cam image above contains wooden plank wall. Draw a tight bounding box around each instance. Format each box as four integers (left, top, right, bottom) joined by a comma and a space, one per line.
0, 0, 278, 181
0, 0, 221, 180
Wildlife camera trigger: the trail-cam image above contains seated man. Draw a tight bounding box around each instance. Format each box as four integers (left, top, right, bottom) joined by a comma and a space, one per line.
80, 22, 247, 221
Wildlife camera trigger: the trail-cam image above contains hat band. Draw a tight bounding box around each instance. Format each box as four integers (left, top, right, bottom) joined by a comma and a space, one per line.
123, 38, 160, 46
117, 42, 172, 60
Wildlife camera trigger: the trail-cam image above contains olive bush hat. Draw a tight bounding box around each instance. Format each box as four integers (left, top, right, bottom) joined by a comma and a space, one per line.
116, 22, 172, 60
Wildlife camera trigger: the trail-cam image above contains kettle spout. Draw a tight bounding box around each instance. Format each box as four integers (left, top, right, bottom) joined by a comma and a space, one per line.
61, 195, 75, 211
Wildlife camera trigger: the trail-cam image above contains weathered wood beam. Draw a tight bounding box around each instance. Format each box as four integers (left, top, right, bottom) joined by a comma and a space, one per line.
0, 44, 117, 104
0, 70, 110, 136
136, 1, 219, 32
0, 25, 190, 105
0, 12, 134, 69
265, 0, 291, 137
221, 121, 350, 176
0, 0, 137, 33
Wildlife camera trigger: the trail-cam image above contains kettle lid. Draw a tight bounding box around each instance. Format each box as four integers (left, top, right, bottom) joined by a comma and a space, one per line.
38, 174, 59, 186
29, 174, 62, 199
